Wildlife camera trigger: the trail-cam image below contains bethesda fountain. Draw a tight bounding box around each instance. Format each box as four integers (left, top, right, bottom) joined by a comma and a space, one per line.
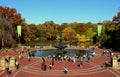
54, 32, 67, 56
33, 31, 88, 58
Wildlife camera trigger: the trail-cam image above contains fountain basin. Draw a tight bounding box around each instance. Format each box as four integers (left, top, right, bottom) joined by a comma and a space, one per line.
31, 49, 93, 58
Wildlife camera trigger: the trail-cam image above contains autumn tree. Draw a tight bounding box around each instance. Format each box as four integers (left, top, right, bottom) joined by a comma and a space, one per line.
43, 21, 59, 41
36, 24, 47, 41
27, 24, 37, 41
72, 23, 87, 35
60, 23, 69, 31
62, 27, 77, 45
0, 6, 25, 27
0, 6, 26, 45
0, 17, 15, 48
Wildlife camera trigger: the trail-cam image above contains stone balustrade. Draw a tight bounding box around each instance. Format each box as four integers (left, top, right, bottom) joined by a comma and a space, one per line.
112, 55, 120, 69
0, 56, 16, 70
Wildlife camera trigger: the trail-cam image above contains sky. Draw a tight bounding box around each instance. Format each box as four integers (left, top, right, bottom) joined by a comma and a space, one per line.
0, 0, 120, 25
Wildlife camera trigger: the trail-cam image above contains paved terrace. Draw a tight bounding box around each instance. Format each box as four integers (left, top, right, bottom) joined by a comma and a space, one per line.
0, 47, 120, 77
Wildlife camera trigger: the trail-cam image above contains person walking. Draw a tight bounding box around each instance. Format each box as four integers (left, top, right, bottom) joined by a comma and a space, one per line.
63, 67, 68, 74
49, 62, 52, 70
51, 58, 54, 66
5, 67, 11, 76
27, 55, 31, 61
87, 56, 90, 63
15, 61, 19, 69
44, 64, 47, 71
41, 62, 45, 70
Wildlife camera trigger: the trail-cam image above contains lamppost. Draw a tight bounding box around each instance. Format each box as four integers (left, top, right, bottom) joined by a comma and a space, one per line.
17, 25, 21, 46
97, 25, 102, 47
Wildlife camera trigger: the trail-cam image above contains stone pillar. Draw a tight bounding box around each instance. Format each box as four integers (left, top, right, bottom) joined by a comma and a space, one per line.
118, 60, 120, 68
0, 57, 6, 70
9, 56, 16, 70
112, 56, 118, 69
117, 55, 120, 68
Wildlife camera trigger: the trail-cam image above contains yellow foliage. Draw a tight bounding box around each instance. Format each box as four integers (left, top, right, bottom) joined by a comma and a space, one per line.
62, 27, 76, 40
76, 34, 91, 42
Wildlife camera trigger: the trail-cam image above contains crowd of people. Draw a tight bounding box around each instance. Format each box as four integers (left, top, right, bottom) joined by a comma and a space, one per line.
39, 51, 94, 74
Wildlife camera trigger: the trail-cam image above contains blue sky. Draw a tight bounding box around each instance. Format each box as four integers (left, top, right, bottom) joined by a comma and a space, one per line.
0, 0, 120, 24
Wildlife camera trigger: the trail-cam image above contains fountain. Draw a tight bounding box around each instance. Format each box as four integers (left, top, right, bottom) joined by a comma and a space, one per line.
33, 32, 89, 58
54, 32, 67, 56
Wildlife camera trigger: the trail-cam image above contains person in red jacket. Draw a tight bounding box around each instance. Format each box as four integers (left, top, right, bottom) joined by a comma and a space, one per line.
51, 58, 54, 66
41, 62, 45, 70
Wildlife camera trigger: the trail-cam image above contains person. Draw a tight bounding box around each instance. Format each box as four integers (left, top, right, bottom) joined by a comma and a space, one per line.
42, 57, 45, 62
73, 57, 75, 63
77, 60, 81, 67
83, 54, 86, 61
111, 52, 114, 57
105, 61, 110, 68
78, 57, 83, 67
92, 52, 95, 56
21, 47, 24, 53
87, 56, 90, 63
63, 67, 68, 74
27, 49, 31, 57
49, 62, 52, 70
5, 67, 11, 75
5, 58, 9, 63
51, 58, 54, 66
102, 49, 106, 56
28, 55, 31, 61
41, 62, 44, 70
15, 61, 19, 69
80, 57, 83, 65
44, 64, 47, 71
18, 55, 22, 59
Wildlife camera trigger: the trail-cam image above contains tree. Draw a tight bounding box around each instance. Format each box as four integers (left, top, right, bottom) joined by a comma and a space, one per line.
0, 6, 26, 45
0, 6, 25, 27
101, 12, 120, 50
36, 24, 47, 41
86, 28, 94, 38
0, 17, 15, 48
59, 23, 69, 31
72, 23, 87, 35
43, 21, 59, 41
62, 27, 76, 45
27, 24, 37, 41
